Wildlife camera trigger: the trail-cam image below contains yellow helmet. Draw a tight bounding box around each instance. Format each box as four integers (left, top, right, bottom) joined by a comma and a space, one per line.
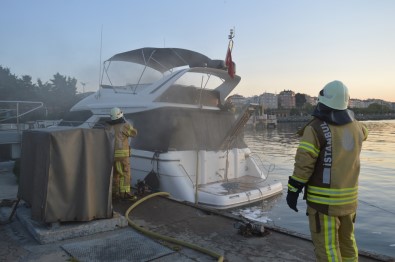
110, 107, 123, 120
318, 80, 350, 110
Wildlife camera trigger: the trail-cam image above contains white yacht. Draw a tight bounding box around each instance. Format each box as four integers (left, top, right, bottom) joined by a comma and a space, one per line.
60, 47, 282, 209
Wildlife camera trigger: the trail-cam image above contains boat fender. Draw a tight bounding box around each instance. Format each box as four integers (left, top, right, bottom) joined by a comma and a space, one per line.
144, 170, 160, 192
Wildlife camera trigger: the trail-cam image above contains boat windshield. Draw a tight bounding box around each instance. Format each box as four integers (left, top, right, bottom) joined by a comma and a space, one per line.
58, 110, 93, 127
155, 71, 222, 106
101, 61, 163, 91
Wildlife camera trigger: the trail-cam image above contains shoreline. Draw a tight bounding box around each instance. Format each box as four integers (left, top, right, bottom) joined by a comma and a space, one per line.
277, 115, 395, 123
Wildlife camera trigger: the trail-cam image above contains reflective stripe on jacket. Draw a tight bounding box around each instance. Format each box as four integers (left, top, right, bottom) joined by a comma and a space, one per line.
292, 118, 368, 216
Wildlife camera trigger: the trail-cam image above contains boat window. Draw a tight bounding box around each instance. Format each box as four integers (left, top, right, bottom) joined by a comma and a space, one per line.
92, 117, 111, 129
101, 84, 150, 93
155, 71, 222, 106
156, 85, 220, 107
175, 71, 224, 89
58, 110, 93, 127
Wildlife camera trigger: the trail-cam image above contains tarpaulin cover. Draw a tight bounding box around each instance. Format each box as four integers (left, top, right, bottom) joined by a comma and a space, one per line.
18, 127, 114, 223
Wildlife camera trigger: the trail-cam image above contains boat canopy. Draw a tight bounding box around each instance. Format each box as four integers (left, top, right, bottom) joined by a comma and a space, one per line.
106, 48, 227, 73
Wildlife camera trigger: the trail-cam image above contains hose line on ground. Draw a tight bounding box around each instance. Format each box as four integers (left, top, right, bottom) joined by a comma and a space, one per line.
124, 192, 224, 262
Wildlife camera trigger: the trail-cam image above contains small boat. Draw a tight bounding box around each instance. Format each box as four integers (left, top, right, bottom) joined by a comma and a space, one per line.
246, 105, 278, 130
60, 41, 282, 209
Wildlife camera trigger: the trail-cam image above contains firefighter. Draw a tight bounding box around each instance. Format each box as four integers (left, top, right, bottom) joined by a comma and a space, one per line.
286, 80, 368, 261
108, 107, 138, 200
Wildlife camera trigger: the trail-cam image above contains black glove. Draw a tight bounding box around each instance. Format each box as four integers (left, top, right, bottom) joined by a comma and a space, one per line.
286, 176, 305, 212
286, 191, 300, 212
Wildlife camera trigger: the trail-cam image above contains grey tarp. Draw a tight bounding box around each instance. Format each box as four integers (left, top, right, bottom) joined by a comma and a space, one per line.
18, 127, 114, 223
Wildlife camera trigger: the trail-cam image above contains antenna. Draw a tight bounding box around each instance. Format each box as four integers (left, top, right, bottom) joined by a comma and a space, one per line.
99, 25, 103, 89
227, 27, 235, 52
228, 27, 235, 40
81, 82, 87, 93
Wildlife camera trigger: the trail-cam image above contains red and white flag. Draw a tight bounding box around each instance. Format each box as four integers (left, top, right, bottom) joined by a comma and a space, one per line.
225, 47, 235, 78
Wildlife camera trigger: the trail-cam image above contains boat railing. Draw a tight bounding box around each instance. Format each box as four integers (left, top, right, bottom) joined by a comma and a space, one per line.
178, 163, 196, 188
101, 83, 150, 94
248, 153, 275, 180
57, 120, 107, 129
0, 101, 45, 131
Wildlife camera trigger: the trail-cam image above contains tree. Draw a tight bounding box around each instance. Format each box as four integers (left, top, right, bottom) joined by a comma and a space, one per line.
0, 66, 80, 120
367, 103, 391, 114
17, 75, 38, 100
45, 73, 78, 118
295, 93, 307, 108
302, 103, 315, 115
290, 108, 301, 116
0, 66, 19, 100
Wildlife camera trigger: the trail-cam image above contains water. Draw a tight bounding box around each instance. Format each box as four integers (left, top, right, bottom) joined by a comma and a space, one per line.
238, 119, 395, 258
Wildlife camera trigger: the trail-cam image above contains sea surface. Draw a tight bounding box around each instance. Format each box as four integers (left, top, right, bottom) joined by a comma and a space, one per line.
236, 119, 395, 258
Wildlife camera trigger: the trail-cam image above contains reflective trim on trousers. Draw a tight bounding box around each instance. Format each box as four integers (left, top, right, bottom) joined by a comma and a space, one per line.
115, 149, 130, 158
115, 161, 130, 193
307, 207, 358, 262
323, 215, 339, 262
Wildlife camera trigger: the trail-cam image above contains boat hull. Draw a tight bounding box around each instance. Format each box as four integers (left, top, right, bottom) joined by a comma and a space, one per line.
130, 149, 282, 209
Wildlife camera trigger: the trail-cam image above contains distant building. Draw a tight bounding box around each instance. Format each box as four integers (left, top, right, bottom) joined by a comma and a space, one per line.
349, 99, 369, 108
259, 92, 278, 109
247, 95, 260, 105
278, 90, 295, 109
228, 94, 247, 108
231, 88, 394, 112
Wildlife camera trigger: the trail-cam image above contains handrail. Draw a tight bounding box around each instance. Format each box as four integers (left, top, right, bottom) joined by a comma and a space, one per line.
219, 103, 259, 150
0, 101, 44, 128
248, 153, 275, 180
178, 163, 196, 188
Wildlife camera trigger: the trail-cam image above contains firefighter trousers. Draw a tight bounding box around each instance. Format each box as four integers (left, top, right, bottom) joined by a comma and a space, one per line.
307, 206, 358, 262
112, 157, 131, 197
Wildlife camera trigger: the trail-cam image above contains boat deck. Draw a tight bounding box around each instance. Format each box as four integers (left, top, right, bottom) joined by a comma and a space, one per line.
198, 175, 280, 195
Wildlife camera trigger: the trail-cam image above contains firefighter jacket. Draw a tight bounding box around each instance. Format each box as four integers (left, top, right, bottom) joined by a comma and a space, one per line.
111, 122, 137, 160
291, 117, 368, 217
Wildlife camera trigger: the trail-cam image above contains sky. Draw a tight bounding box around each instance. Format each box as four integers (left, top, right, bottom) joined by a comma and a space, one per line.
1, 0, 395, 102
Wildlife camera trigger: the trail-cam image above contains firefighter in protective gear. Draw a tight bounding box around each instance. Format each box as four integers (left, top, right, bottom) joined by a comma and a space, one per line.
108, 107, 137, 200
286, 80, 368, 262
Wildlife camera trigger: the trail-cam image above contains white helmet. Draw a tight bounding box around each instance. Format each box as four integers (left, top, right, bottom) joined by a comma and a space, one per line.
110, 107, 123, 120
318, 80, 350, 110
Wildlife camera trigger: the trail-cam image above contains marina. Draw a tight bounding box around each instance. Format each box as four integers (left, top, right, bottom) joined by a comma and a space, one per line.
2, 1, 395, 261
1, 120, 394, 260
1, 42, 394, 262
1, 73, 395, 260
52, 45, 283, 209
1, 87, 395, 261
1, 160, 393, 261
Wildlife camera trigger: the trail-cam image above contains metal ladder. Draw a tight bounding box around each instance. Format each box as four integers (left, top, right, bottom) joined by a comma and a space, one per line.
219, 103, 259, 150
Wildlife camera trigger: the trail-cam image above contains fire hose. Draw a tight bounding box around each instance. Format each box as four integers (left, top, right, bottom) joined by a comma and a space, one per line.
124, 192, 224, 262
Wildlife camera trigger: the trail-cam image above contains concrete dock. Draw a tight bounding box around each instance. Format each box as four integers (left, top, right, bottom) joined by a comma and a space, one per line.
1, 162, 394, 262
